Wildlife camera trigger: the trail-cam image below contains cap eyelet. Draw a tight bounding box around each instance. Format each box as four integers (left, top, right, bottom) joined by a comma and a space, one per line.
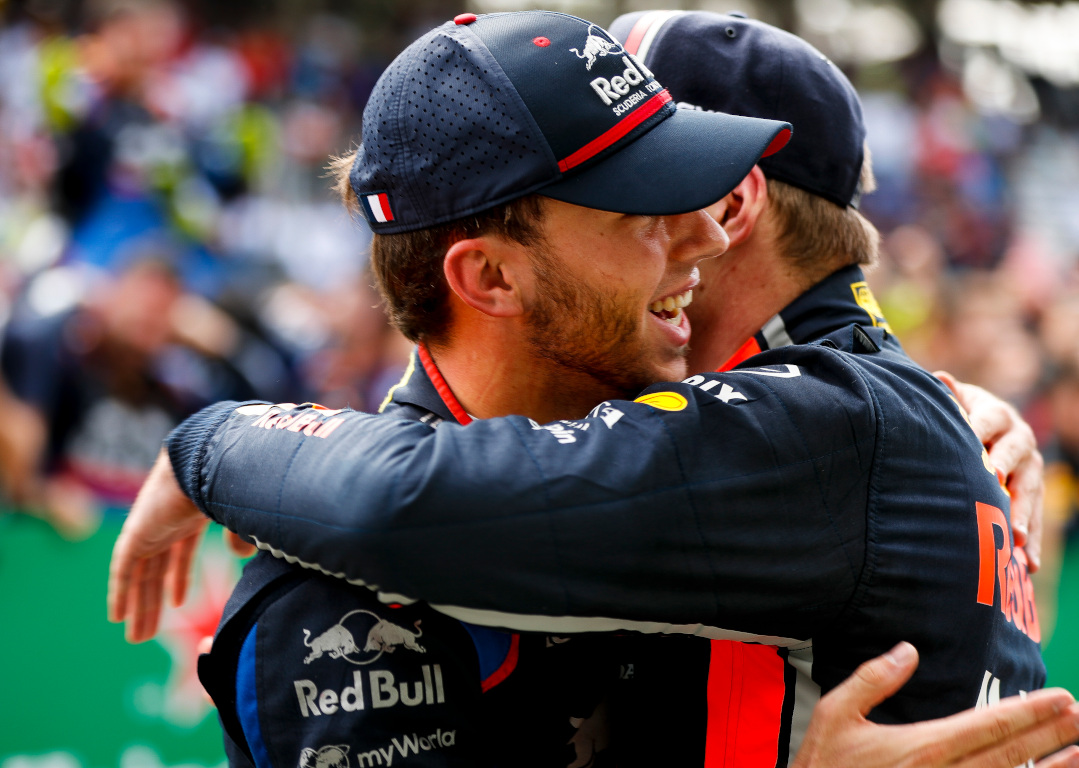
725, 26, 738, 38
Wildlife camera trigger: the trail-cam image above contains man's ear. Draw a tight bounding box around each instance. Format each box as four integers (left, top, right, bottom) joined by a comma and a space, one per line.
708, 165, 768, 248
443, 237, 526, 318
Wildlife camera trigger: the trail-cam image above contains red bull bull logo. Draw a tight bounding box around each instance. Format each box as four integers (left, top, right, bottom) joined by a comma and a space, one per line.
569, 24, 623, 70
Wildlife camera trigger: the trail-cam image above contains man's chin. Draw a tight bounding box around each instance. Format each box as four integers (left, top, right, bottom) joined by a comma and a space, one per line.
646, 351, 690, 388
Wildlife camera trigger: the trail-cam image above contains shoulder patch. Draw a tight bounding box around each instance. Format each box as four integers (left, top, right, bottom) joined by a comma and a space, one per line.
850, 281, 893, 333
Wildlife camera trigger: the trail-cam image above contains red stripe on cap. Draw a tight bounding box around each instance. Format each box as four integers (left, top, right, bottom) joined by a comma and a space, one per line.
717, 337, 762, 372
704, 641, 787, 768
762, 127, 792, 158
418, 343, 472, 425
623, 14, 657, 55
558, 90, 673, 173
377, 192, 394, 221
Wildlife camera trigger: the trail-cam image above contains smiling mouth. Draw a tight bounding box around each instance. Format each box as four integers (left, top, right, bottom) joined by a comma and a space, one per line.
649, 288, 693, 325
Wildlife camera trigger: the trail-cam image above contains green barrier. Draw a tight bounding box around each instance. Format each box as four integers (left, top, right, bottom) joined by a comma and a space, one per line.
0, 512, 234, 767
1045, 533, 1079, 696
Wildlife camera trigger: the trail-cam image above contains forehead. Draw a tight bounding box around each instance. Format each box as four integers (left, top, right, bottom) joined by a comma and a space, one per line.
529, 197, 663, 279
536, 196, 622, 232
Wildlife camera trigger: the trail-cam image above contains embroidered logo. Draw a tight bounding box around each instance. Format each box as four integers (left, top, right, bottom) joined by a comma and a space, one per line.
362, 192, 394, 224
850, 281, 893, 333
303, 609, 425, 666
634, 391, 688, 411
299, 745, 350, 768
570, 24, 623, 70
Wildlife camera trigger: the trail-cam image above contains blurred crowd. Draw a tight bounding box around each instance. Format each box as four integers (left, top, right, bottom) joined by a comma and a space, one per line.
857, 58, 1079, 630
0, 0, 413, 538
0, 0, 1076, 629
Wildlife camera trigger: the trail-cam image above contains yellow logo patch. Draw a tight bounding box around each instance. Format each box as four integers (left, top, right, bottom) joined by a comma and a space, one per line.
634, 391, 688, 411
850, 281, 893, 333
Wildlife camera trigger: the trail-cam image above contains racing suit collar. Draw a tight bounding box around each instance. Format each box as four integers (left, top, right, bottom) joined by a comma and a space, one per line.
717, 265, 892, 371
380, 344, 472, 426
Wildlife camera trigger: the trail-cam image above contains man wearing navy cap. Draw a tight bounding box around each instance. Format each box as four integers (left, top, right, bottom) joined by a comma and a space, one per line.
109, 11, 794, 767
110, 10, 1079, 768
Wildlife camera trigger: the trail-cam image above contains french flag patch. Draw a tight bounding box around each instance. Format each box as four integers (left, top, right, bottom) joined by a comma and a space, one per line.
362, 192, 394, 224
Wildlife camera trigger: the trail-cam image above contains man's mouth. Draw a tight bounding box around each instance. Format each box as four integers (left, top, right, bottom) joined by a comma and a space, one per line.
649, 288, 693, 325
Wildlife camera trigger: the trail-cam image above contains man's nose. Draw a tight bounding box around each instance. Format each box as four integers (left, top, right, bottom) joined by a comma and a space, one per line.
667, 208, 729, 265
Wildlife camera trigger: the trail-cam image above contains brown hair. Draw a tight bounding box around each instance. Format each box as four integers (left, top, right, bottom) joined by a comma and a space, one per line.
330, 151, 545, 345
766, 149, 880, 287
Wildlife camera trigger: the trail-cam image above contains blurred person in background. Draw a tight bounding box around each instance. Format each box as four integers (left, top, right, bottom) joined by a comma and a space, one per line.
0, 258, 185, 537
0, 255, 273, 537
929, 272, 1044, 406
867, 224, 946, 366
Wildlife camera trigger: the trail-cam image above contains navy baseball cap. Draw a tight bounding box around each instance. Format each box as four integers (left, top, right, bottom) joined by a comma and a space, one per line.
609, 10, 866, 209
350, 11, 792, 233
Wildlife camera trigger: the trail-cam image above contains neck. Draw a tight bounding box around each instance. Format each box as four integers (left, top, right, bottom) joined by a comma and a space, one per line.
685, 227, 806, 372
427, 323, 626, 423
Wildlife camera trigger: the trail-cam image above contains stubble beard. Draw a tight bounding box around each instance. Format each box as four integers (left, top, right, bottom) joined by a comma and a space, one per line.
524, 246, 684, 400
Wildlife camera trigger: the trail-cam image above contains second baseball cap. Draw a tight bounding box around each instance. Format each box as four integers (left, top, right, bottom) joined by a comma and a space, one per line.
610, 10, 866, 209
350, 11, 791, 233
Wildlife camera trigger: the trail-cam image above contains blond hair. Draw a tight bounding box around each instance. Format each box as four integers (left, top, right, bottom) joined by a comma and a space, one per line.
767, 150, 880, 286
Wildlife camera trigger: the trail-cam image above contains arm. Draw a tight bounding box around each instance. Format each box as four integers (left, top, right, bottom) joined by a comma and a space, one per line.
110, 368, 1046, 640
163, 355, 872, 636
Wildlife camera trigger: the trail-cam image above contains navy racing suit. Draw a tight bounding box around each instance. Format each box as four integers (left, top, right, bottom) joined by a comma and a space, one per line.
175, 266, 1045, 763
197, 351, 615, 767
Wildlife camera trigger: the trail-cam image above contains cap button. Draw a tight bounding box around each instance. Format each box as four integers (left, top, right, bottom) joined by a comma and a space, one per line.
728, 10, 748, 17
454, 13, 477, 24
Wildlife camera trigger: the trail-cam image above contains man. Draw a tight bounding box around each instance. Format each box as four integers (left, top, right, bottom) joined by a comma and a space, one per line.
0, 258, 198, 538
110, 10, 1079, 768
114, 11, 794, 767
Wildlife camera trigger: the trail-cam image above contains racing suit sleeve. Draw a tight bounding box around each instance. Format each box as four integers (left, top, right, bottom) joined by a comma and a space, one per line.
169, 348, 874, 641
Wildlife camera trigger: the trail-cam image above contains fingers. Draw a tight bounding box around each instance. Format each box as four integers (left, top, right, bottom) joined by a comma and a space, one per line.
935, 370, 962, 399
107, 528, 135, 624
167, 533, 202, 609
937, 689, 1078, 766
953, 380, 1012, 450
935, 372, 1008, 445
1037, 745, 1079, 768
126, 552, 169, 643
109, 452, 175, 624
935, 371, 1046, 572
1009, 451, 1046, 572
107, 449, 213, 641
987, 415, 1037, 480
955, 702, 1079, 768
984, 412, 1039, 552
834, 642, 920, 717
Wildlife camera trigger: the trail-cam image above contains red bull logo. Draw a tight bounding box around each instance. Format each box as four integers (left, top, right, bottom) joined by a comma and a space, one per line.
243, 402, 346, 439
302, 609, 425, 666
570, 24, 623, 70
976, 501, 1040, 642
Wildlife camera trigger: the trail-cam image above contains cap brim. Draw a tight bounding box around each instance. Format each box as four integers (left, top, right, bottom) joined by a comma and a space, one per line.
541, 109, 791, 215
